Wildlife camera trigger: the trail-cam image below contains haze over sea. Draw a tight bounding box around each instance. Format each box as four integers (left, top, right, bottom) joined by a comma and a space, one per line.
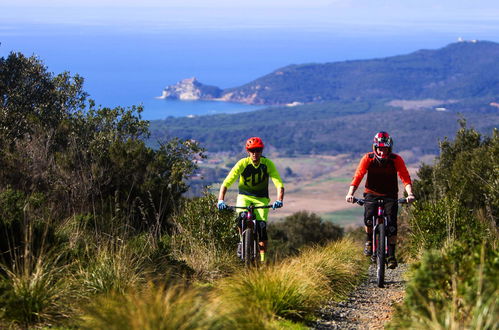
2, 4, 499, 121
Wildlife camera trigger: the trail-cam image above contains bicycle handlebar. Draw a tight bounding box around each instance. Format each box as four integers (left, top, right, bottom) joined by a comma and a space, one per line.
227, 205, 273, 211
353, 197, 408, 206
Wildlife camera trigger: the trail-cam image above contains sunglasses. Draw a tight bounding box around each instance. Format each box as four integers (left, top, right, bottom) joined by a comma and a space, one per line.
248, 148, 263, 153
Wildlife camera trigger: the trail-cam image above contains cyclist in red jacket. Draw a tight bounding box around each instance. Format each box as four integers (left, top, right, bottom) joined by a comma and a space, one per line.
345, 131, 415, 269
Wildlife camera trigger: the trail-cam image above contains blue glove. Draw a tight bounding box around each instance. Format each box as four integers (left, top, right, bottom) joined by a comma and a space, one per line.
217, 200, 227, 210
272, 200, 283, 210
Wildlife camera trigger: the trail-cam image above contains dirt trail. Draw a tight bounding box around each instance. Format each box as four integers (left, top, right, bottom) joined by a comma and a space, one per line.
312, 263, 408, 329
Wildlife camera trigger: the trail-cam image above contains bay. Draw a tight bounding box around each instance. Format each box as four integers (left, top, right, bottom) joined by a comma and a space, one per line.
0, 23, 479, 120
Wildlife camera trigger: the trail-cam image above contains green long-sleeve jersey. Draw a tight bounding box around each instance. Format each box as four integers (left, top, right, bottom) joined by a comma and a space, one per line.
222, 157, 284, 198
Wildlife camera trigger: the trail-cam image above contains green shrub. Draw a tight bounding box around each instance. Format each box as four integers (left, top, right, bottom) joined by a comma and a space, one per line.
407, 197, 488, 255
268, 211, 343, 258
0, 252, 74, 328
389, 241, 499, 329
170, 193, 239, 280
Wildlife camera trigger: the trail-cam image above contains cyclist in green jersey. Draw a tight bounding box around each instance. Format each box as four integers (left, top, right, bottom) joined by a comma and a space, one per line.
217, 137, 285, 262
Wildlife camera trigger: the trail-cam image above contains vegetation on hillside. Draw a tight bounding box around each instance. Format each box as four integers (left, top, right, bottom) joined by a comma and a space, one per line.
149, 102, 498, 155
222, 41, 499, 105
389, 122, 498, 329
0, 52, 352, 328
1, 50, 497, 329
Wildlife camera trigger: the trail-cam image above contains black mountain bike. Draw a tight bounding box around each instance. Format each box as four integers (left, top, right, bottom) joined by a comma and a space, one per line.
354, 197, 408, 288
228, 204, 273, 267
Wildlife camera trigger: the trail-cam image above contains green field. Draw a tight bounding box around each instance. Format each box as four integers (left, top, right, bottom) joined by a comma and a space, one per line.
322, 208, 364, 227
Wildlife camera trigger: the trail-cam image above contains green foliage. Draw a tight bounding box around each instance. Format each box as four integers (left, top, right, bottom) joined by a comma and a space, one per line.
408, 197, 487, 253
389, 241, 499, 329
268, 211, 343, 258
149, 104, 498, 156
0, 189, 66, 268
223, 41, 499, 104
0, 52, 204, 236
410, 121, 498, 253
0, 252, 74, 328
170, 193, 239, 279
390, 122, 499, 329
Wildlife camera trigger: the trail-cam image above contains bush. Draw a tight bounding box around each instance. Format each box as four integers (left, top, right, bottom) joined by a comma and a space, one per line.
170, 193, 239, 280
268, 211, 343, 258
389, 240, 499, 329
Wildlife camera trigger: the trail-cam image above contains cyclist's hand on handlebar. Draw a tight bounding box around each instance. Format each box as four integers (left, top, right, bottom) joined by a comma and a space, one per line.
406, 194, 416, 203
217, 200, 227, 210
272, 200, 283, 210
345, 194, 355, 203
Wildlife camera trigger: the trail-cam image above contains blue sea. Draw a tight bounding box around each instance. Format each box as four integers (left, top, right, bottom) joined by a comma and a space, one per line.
0, 24, 485, 120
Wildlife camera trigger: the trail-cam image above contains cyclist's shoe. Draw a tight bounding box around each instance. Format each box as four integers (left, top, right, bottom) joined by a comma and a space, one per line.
236, 243, 242, 258
364, 241, 373, 256
387, 256, 398, 269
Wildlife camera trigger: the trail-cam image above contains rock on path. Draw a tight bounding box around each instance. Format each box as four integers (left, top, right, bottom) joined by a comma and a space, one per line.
312, 263, 408, 329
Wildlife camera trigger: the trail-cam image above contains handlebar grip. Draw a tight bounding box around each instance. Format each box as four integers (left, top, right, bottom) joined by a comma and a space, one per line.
353, 197, 365, 206
398, 198, 408, 204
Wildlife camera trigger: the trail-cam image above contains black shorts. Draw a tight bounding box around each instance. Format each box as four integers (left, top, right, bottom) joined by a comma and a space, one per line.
363, 193, 398, 236
237, 217, 268, 242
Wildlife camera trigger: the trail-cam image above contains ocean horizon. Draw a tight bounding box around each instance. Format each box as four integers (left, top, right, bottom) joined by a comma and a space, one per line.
1, 23, 491, 120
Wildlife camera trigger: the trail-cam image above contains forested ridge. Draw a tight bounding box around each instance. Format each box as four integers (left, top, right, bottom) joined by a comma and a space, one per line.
0, 51, 497, 329
221, 41, 499, 105
149, 101, 498, 155
151, 41, 499, 155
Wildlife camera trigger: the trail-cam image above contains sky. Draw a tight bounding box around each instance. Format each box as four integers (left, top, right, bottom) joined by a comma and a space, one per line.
2, 0, 499, 36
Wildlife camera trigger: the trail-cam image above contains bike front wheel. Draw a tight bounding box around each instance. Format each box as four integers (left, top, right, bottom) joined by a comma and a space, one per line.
376, 223, 386, 288
242, 228, 254, 267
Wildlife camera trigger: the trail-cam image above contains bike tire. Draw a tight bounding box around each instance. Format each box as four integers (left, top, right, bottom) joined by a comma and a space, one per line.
243, 228, 254, 267
376, 223, 386, 288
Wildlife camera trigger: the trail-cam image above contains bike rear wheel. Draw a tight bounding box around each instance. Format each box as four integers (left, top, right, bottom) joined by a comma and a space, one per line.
243, 228, 254, 267
376, 223, 386, 288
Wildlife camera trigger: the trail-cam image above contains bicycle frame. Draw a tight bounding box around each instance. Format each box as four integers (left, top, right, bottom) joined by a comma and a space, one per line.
228, 204, 272, 267
355, 197, 407, 288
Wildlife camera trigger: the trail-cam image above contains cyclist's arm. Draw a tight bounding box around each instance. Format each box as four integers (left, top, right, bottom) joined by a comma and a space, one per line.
277, 187, 285, 202
218, 185, 228, 201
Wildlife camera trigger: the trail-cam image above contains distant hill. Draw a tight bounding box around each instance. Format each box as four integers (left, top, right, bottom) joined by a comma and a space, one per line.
150, 41, 499, 156
221, 40, 499, 105
161, 41, 499, 107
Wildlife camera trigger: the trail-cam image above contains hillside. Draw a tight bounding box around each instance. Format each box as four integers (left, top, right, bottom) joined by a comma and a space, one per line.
162, 41, 499, 106
224, 40, 499, 105
149, 104, 498, 155
151, 41, 499, 155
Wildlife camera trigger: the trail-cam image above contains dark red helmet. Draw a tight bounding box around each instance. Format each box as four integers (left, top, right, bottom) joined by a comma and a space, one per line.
372, 131, 393, 159
245, 137, 264, 150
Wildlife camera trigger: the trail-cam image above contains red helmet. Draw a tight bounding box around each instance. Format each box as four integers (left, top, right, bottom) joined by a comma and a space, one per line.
245, 137, 264, 150
372, 131, 393, 159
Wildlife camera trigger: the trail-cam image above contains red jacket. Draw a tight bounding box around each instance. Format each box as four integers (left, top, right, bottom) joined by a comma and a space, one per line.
350, 152, 412, 197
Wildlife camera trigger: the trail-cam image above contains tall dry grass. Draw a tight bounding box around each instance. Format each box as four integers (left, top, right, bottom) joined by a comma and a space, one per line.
213, 238, 367, 328
80, 283, 216, 330
80, 238, 367, 329
0, 252, 75, 328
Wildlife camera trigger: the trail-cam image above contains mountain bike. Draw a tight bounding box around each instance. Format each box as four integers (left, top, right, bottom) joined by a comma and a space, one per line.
228, 204, 273, 267
353, 197, 408, 288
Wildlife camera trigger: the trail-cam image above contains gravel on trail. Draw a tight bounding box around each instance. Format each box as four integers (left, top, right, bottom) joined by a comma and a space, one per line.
311, 263, 409, 330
